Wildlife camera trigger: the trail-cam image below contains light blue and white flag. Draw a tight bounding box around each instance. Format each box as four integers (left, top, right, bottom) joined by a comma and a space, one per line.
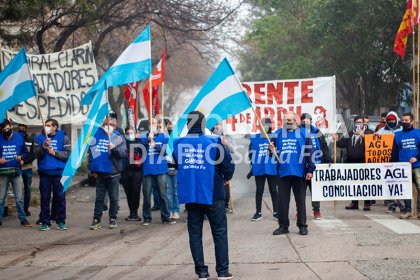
81, 25, 151, 105
61, 89, 108, 191
168, 57, 252, 154
0, 48, 37, 121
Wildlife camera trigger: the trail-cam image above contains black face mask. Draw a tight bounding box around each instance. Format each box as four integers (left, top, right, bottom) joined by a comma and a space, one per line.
402, 123, 413, 131
3, 130, 12, 138
387, 121, 397, 129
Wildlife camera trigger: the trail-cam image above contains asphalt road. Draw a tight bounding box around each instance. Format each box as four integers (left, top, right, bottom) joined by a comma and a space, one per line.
1, 137, 420, 279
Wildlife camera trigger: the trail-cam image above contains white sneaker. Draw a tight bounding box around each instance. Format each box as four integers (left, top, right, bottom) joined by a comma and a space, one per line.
172, 212, 180, 219
169, 212, 173, 219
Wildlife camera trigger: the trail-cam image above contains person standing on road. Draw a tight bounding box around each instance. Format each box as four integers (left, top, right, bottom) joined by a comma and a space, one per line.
269, 111, 315, 236
0, 120, 31, 227
121, 127, 143, 222
300, 113, 330, 220
334, 115, 374, 211
89, 116, 127, 230
165, 121, 180, 220
34, 119, 71, 231
248, 118, 278, 221
173, 111, 235, 280
139, 118, 174, 225
391, 112, 420, 219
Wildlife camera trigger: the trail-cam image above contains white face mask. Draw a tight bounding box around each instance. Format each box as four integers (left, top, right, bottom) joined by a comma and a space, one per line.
126, 133, 135, 141
44, 126, 52, 135
150, 125, 157, 134
104, 125, 114, 134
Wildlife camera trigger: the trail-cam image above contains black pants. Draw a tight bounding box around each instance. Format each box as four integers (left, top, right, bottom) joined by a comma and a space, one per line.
306, 180, 320, 211
122, 169, 142, 216
277, 176, 307, 229
224, 184, 230, 209
255, 175, 278, 213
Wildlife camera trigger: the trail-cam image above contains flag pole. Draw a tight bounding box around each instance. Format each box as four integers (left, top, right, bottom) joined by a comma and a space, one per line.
35, 96, 48, 138
162, 81, 165, 130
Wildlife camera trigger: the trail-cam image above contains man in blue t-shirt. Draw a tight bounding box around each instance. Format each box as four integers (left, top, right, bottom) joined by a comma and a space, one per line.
391, 112, 420, 219
269, 111, 315, 236
0, 120, 31, 227
173, 111, 235, 280
34, 118, 71, 231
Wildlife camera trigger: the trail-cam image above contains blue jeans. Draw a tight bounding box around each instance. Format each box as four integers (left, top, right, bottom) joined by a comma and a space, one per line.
166, 172, 180, 213
404, 167, 420, 212
39, 174, 66, 225
0, 175, 26, 222
153, 183, 160, 209
22, 169, 33, 213
186, 200, 229, 275
143, 174, 170, 221
94, 175, 120, 221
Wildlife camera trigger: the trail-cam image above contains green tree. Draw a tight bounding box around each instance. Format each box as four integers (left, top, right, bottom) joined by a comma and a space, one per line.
241, 0, 412, 115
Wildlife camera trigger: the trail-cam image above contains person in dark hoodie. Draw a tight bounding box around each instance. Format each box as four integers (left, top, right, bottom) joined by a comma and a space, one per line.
300, 113, 330, 220
89, 116, 127, 230
121, 127, 143, 222
269, 111, 315, 236
248, 118, 278, 221
34, 119, 71, 231
334, 115, 374, 211
173, 111, 235, 280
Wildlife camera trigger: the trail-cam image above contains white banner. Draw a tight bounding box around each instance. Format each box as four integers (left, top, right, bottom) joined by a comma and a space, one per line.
224, 76, 336, 135
312, 163, 413, 201
0, 42, 98, 125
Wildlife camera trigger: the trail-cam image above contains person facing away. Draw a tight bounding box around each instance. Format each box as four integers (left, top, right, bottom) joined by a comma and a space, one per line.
34, 118, 71, 231
173, 111, 235, 280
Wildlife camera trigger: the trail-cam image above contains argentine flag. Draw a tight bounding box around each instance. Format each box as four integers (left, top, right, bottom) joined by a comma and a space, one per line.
168, 58, 252, 154
61, 90, 108, 191
81, 25, 151, 105
0, 49, 37, 121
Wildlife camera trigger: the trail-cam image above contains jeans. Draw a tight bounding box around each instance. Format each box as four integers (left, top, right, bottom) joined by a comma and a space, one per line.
306, 179, 320, 212
22, 169, 33, 213
143, 174, 170, 221
39, 174, 66, 225
277, 176, 307, 228
186, 200, 229, 275
153, 183, 160, 209
404, 167, 420, 212
93, 175, 120, 221
122, 169, 142, 216
166, 172, 180, 213
255, 175, 278, 213
0, 175, 26, 222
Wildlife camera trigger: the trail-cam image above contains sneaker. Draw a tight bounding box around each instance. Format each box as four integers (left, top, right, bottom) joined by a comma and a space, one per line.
151, 206, 160, 211
299, 226, 308, 235
313, 210, 322, 220
225, 207, 231, 214
273, 212, 278, 221
363, 205, 371, 211
345, 203, 359, 210
273, 227, 289, 235
125, 215, 142, 221
217, 271, 233, 280
103, 205, 108, 212
251, 212, 262, 221
90, 219, 101, 230
172, 212, 180, 220
163, 219, 176, 224
109, 218, 118, 229
39, 224, 50, 231
386, 207, 396, 214
198, 272, 210, 280
400, 212, 412, 219
20, 219, 32, 227
56, 223, 67, 230
25, 210, 31, 216
142, 219, 151, 226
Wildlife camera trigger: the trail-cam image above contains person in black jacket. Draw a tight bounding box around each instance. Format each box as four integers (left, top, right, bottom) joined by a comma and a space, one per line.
334, 115, 374, 211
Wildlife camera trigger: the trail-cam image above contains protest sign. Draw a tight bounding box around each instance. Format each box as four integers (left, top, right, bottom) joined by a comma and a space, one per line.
224, 76, 335, 134
312, 163, 412, 201
0, 42, 98, 125
365, 134, 394, 163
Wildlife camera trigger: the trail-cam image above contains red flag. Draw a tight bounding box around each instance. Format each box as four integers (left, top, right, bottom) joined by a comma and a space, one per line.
123, 82, 138, 130
393, 0, 419, 59
151, 49, 166, 87
143, 86, 160, 117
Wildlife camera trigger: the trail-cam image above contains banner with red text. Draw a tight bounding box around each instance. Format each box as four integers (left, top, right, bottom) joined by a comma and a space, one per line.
224, 76, 336, 134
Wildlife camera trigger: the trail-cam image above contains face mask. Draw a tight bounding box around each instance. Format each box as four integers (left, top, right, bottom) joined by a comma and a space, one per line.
284, 122, 294, 130
45, 126, 52, 135
2, 130, 12, 138
387, 121, 397, 129
150, 126, 157, 134
354, 123, 364, 132
125, 134, 135, 141
402, 123, 413, 131
104, 125, 114, 134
